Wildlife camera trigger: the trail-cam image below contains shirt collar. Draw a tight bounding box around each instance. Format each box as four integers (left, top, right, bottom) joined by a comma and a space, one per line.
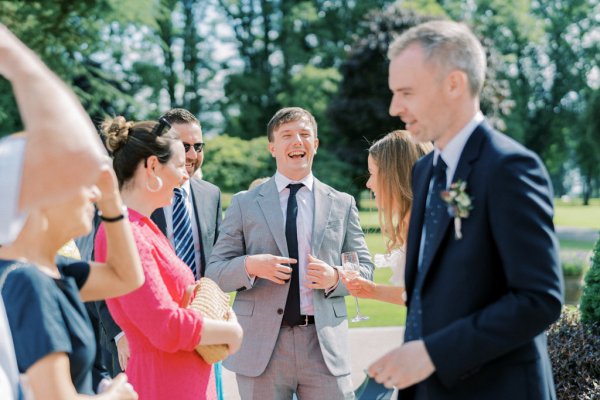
178, 180, 191, 198
434, 111, 484, 170
274, 171, 314, 193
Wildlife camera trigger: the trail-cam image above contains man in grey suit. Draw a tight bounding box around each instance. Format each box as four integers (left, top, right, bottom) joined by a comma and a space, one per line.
207, 107, 374, 400
98, 108, 222, 375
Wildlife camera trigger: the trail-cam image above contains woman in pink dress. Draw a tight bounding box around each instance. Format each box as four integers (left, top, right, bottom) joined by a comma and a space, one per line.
94, 116, 243, 400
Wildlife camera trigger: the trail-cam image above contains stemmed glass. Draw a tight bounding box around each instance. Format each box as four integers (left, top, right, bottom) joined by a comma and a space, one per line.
341, 251, 369, 322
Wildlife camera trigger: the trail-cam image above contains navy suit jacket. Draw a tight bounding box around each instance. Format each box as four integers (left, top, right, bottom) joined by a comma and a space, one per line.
151, 177, 222, 277
401, 121, 563, 399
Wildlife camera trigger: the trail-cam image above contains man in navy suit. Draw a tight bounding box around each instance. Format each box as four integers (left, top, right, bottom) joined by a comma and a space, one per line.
368, 20, 563, 399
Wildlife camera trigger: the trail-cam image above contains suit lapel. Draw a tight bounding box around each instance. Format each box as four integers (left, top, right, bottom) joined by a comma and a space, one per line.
419, 122, 486, 280
405, 154, 433, 291
257, 178, 288, 256
311, 179, 333, 257
150, 208, 168, 236
189, 184, 207, 273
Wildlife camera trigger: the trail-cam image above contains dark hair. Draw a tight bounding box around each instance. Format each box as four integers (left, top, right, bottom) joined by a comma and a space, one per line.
266, 107, 317, 142
162, 108, 201, 127
101, 116, 179, 189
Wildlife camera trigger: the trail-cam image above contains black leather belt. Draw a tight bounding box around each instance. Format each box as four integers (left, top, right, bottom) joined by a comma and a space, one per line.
281, 315, 315, 327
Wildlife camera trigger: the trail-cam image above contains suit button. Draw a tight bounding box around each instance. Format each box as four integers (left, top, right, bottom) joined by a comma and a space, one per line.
277, 308, 283, 315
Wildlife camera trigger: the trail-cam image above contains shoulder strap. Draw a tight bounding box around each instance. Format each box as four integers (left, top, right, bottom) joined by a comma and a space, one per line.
0, 262, 27, 292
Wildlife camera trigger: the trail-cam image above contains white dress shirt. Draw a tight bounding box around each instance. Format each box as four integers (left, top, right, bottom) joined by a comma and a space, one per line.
434, 111, 484, 186
274, 171, 316, 315
164, 180, 202, 275
0, 136, 27, 245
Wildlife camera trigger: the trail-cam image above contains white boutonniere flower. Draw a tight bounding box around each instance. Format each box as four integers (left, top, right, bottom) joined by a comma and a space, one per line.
441, 180, 473, 240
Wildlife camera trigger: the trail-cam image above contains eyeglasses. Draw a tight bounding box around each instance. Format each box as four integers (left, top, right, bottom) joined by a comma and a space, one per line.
183, 142, 205, 152
151, 117, 171, 136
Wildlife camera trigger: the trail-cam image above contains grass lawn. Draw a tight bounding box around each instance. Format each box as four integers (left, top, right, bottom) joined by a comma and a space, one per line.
554, 205, 600, 230
345, 261, 406, 328
360, 198, 600, 231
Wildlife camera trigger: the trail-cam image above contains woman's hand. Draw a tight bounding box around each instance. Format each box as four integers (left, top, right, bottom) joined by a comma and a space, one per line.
116, 335, 131, 372
340, 271, 377, 299
226, 309, 243, 355
103, 373, 138, 400
95, 165, 122, 213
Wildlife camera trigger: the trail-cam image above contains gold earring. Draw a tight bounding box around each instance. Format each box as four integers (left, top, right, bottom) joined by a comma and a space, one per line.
146, 175, 163, 192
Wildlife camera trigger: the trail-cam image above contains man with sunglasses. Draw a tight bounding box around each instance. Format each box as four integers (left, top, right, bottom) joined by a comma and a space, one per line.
150, 108, 222, 278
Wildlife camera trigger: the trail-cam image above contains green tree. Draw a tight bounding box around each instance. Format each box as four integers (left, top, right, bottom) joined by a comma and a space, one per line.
581, 236, 600, 327
216, 0, 393, 140
202, 135, 274, 192
0, 0, 155, 134
441, 0, 599, 196
328, 4, 511, 196
576, 89, 600, 205
276, 65, 342, 145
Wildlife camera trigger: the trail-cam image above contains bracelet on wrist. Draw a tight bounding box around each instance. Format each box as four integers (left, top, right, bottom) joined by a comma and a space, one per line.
98, 205, 128, 223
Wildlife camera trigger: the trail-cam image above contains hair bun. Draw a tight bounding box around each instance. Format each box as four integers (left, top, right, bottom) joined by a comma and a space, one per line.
102, 116, 133, 152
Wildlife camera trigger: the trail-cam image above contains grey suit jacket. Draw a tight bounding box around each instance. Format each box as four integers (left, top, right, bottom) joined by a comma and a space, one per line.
151, 177, 222, 277
206, 176, 373, 378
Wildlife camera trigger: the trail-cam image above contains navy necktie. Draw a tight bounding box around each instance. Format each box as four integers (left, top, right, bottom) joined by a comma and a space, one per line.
283, 183, 304, 326
405, 158, 447, 342
172, 188, 197, 278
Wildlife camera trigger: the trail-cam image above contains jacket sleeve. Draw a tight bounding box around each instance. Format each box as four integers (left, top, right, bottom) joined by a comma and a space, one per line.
206, 194, 254, 292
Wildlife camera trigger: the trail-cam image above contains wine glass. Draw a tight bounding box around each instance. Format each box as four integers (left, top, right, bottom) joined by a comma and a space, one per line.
341, 251, 369, 322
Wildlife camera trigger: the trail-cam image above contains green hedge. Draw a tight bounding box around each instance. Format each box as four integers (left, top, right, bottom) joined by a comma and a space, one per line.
581, 236, 600, 327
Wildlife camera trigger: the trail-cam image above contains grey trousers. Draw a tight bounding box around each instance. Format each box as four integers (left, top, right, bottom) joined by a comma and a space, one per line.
236, 324, 354, 400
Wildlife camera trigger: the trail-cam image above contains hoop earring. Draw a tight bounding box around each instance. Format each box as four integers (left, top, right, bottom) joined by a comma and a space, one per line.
146, 175, 163, 192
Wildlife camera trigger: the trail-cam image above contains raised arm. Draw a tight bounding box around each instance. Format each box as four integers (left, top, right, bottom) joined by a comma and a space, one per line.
0, 24, 106, 212
79, 168, 144, 302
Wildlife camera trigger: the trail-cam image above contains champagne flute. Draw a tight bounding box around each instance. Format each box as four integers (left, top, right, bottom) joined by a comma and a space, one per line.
341, 251, 369, 322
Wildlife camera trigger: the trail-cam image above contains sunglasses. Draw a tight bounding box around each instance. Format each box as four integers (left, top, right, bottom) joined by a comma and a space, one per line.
183, 142, 205, 152
151, 117, 171, 136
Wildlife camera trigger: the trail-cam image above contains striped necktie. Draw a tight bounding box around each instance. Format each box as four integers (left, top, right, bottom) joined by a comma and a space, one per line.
172, 187, 197, 277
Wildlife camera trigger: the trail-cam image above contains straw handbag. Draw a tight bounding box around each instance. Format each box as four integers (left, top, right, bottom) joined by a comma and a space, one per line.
181, 277, 231, 364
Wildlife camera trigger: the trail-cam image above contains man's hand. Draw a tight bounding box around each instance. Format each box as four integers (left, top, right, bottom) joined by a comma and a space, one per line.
245, 254, 295, 284
368, 340, 435, 389
304, 254, 338, 290
116, 334, 131, 371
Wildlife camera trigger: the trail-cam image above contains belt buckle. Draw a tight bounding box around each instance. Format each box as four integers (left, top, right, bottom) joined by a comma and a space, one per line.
299, 315, 309, 327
